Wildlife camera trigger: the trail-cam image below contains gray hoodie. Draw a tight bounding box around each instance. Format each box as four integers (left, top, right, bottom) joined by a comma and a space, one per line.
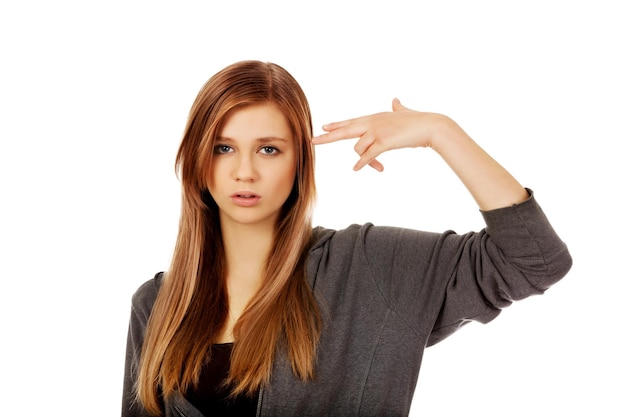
122, 190, 572, 416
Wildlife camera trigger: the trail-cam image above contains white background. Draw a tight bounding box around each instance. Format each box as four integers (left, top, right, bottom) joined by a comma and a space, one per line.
1, 1, 624, 416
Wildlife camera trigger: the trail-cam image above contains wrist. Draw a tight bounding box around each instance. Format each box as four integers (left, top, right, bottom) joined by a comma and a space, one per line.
429, 114, 467, 154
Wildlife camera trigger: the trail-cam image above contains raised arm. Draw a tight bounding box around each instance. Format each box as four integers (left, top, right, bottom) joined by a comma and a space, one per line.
312, 98, 528, 211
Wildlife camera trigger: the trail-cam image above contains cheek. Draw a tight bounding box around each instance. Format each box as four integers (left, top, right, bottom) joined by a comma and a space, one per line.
285, 162, 298, 187
274, 164, 297, 195
206, 160, 225, 190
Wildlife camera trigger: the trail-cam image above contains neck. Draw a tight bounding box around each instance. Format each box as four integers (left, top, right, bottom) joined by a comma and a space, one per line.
217, 220, 276, 343
221, 220, 275, 280
221, 219, 275, 301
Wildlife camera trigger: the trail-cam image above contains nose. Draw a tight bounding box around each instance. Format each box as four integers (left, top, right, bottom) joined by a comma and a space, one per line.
233, 154, 258, 182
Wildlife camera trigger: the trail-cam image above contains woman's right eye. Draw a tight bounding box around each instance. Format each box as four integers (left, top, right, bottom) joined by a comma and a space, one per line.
214, 145, 232, 154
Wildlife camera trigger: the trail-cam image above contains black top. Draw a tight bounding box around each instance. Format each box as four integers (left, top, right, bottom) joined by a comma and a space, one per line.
185, 343, 259, 416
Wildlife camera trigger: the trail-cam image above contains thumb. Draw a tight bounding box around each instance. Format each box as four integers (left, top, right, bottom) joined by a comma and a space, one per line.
392, 98, 406, 112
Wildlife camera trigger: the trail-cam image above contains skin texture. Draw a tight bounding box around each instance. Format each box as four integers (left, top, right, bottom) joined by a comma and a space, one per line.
312, 98, 529, 211
208, 102, 297, 343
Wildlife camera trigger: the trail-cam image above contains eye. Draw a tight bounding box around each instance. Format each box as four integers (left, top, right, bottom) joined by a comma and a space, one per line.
259, 146, 280, 155
214, 145, 233, 154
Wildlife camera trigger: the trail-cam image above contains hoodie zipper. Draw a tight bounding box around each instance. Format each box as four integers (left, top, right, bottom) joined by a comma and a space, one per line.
255, 386, 264, 417
173, 403, 187, 417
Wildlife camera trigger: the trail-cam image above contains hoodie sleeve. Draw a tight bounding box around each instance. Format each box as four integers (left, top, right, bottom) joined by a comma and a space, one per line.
121, 274, 162, 417
362, 190, 572, 346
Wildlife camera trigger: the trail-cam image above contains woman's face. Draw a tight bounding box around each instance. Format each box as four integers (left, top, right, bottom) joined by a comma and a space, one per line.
208, 102, 297, 230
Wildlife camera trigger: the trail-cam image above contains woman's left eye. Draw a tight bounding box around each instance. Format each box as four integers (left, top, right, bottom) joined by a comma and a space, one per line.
260, 146, 279, 155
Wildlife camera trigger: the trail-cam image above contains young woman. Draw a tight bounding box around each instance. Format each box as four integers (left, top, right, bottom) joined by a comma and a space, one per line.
122, 60, 572, 417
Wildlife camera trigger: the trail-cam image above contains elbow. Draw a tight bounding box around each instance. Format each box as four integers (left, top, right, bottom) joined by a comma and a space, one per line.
553, 246, 573, 281
536, 246, 573, 290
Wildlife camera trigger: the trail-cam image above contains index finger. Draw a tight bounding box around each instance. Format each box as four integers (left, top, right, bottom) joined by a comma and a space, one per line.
311, 119, 365, 144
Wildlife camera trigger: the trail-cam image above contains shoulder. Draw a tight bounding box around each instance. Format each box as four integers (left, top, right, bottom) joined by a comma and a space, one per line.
311, 223, 433, 257
130, 272, 164, 318
311, 224, 371, 249
312, 223, 436, 248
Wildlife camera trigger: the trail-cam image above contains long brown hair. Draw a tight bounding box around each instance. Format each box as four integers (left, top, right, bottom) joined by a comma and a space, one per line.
136, 61, 321, 415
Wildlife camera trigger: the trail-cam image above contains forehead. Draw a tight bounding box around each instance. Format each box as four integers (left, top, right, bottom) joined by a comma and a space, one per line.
219, 102, 293, 142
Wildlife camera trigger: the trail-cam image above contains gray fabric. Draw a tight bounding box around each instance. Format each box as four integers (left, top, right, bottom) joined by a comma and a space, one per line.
122, 190, 572, 416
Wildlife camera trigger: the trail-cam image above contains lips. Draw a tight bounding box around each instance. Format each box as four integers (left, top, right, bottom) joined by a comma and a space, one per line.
231, 192, 261, 207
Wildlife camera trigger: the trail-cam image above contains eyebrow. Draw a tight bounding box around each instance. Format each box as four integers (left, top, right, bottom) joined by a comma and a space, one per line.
216, 136, 289, 143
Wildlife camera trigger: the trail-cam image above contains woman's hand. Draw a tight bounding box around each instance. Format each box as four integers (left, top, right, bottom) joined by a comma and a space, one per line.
313, 98, 529, 210
312, 98, 447, 171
